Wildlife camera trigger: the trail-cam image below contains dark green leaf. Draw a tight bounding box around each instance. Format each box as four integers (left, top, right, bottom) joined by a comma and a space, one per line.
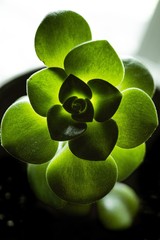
28, 162, 67, 208
47, 105, 87, 141
63, 96, 78, 113
72, 98, 94, 122
35, 10, 92, 67
88, 79, 122, 121
63, 96, 94, 122
69, 119, 118, 160
59, 74, 92, 104
61, 201, 91, 216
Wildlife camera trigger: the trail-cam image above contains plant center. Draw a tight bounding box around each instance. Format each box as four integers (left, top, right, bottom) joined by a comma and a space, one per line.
72, 98, 86, 113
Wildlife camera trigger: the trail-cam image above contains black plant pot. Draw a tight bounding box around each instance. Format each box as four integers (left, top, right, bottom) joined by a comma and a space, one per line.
0, 69, 160, 240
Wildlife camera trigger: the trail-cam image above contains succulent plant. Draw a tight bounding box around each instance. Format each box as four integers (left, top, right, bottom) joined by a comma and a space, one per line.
0, 10, 158, 229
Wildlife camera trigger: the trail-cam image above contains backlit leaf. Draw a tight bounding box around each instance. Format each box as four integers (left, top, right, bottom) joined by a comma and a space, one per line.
46, 144, 117, 204
64, 40, 124, 85
1, 97, 58, 163
35, 10, 92, 67
111, 143, 146, 181
113, 88, 158, 148
118, 57, 154, 97
27, 67, 67, 116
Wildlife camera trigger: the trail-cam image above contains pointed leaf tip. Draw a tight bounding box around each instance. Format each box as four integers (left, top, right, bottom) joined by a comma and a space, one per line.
64, 40, 124, 85
69, 119, 118, 160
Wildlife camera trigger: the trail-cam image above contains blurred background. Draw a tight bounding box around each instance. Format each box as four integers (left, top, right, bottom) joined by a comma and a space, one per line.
0, 0, 160, 86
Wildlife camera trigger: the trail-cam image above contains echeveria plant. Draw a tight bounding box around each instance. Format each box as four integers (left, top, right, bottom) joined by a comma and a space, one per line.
0, 10, 159, 229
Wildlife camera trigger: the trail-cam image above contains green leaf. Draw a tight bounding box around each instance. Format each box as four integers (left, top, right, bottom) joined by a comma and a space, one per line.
70, 98, 94, 122
27, 67, 67, 116
118, 57, 155, 97
111, 143, 146, 181
46, 144, 117, 204
28, 161, 67, 209
97, 182, 140, 230
113, 88, 158, 148
64, 40, 124, 85
35, 10, 92, 68
47, 105, 87, 141
88, 79, 122, 121
69, 119, 118, 160
59, 74, 92, 104
1, 97, 58, 164
60, 202, 91, 216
